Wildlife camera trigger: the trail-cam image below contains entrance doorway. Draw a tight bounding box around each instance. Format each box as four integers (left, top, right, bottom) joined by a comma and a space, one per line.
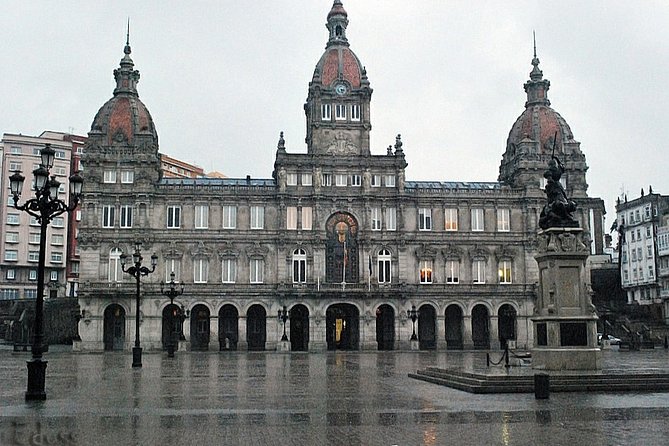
445, 304, 464, 350
161, 304, 183, 351
472, 304, 490, 349
289, 304, 309, 351
326, 303, 359, 350
498, 304, 517, 349
247, 305, 266, 351
103, 304, 125, 351
418, 304, 436, 350
219, 305, 238, 351
190, 304, 210, 351
376, 304, 395, 350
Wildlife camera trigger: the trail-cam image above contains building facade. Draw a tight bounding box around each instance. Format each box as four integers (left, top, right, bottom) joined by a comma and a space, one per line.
0, 132, 76, 301
76, 1, 605, 352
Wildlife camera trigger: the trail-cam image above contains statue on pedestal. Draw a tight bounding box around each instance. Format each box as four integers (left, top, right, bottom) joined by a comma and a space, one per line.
539, 153, 578, 230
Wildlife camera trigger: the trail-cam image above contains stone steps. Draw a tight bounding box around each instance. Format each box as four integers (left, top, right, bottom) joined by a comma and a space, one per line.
408, 367, 669, 394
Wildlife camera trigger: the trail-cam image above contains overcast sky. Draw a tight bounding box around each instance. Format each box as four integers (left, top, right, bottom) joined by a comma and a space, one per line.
3, 1, 669, 230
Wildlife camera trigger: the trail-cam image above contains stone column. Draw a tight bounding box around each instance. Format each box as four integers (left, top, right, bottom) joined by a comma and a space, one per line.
237, 316, 248, 351
436, 315, 447, 350
462, 315, 473, 349
489, 316, 499, 350
210, 315, 219, 351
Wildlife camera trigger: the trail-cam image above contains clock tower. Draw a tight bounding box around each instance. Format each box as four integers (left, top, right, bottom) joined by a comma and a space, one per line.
304, 0, 372, 156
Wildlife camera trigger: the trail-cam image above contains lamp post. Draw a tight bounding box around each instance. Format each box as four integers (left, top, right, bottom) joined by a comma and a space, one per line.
120, 242, 157, 368
9, 143, 83, 401
407, 305, 418, 341
278, 306, 289, 342
160, 271, 185, 358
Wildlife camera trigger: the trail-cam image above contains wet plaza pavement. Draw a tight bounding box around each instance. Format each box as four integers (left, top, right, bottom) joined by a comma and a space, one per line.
1, 349, 669, 445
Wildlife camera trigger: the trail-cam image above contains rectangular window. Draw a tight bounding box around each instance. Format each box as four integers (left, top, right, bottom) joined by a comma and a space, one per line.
6, 269, 15, 280
286, 173, 298, 186
29, 233, 40, 245
222, 205, 237, 229
103, 170, 116, 183
11, 146, 22, 154
5, 250, 18, 261
378, 255, 391, 284
631, 231, 635, 242
5, 232, 19, 244
250, 259, 264, 283
637, 247, 643, 260
499, 260, 512, 284
50, 271, 58, 282
350, 174, 361, 187
302, 207, 313, 230
51, 252, 63, 263
385, 175, 396, 187
419, 260, 433, 284
385, 208, 397, 231
335, 174, 347, 186
165, 259, 181, 283
102, 205, 115, 228
51, 234, 64, 246
250, 206, 264, 229
287, 207, 298, 230
471, 208, 484, 232
647, 245, 653, 258
322, 173, 332, 187
28, 251, 39, 262
444, 208, 458, 231
293, 255, 307, 284
25, 289, 37, 299
9, 161, 22, 171
7, 214, 20, 225
351, 104, 361, 121
419, 208, 432, 231
371, 175, 381, 187
647, 227, 652, 238
335, 103, 346, 120
371, 208, 382, 231
321, 103, 331, 121
649, 266, 655, 278
120, 205, 133, 228
301, 173, 312, 186
632, 249, 637, 262
29, 270, 37, 280
222, 258, 236, 283
497, 208, 510, 232
30, 216, 39, 227
52, 217, 64, 227
54, 150, 66, 159
194, 205, 209, 229
75, 210, 82, 221
445, 260, 460, 284
167, 206, 181, 228
193, 259, 208, 283
472, 260, 486, 284
120, 170, 134, 184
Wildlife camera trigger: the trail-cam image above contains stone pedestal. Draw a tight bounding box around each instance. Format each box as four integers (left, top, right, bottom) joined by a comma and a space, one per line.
277, 340, 291, 352
532, 228, 601, 370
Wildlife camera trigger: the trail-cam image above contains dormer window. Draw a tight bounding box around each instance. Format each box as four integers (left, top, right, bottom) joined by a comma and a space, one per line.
335, 104, 346, 120
321, 103, 331, 121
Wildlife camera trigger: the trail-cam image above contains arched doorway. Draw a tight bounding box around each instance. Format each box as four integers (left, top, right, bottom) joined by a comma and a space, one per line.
103, 304, 125, 351
376, 304, 395, 350
472, 304, 490, 349
326, 303, 359, 350
418, 304, 436, 350
161, 304, 183, 351
247, 305, 266, 351
289, 304, 309, 351
219, 305, 238, 351
445, 304, 464, 350
190, 304, 210, 351
498, 304, 517, 349
325, 213, 359, 283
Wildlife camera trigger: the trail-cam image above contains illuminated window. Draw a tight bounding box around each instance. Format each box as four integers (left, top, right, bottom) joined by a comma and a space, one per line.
444, 208, 458, 231
419, 260, 433, 284
498, 260, 512, 284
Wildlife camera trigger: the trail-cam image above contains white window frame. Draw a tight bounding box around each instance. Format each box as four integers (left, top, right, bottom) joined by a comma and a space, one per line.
29, 270, 37, 281
445, 260, 460, 284
419, 259, 433, 284
472, 259, 486, 284
28, 251, 39, 262
222, 205, 237, 229
194, 205, 209, 229
301, 207, 313, 230
301, 173, 312, 186
250, 206, 264, 229
371, 175, 381, 187
292, 249, 307, 283
371, 208, 382, 231
471, 208, 485, 232
50, 271, 58, 282
108, 248, 122, 282
167, 206, 181, 229
29, 233, 40, 244
120, 205, 133, 229
52, 217, 64, 228
351, 104, 361, 121
286, 173, 298, 186
499, 260, 512, 284
322, 173, 332, 187
385, 207, 397, 231
103, 170, 117, 184
102, 205, 115, 228
6, 269, 16, 280
4, 250, 18, 262
335, 103, 346, 120
51, 234, 64, 246
350, 174, 361, 187
120, 170, 134, 184
250, 259, 264, 284
7, 213, 20, 225
444, 208, 458, 231
5, 232, 19, 243
193, 258, 209, 283
497, 208, 510, 232
221, 258, 236, 283
385, 175, 396, 187
321, 103, 331, 121
165, 259, 181, 283
335, 174, 347, 187
378, 249, 392, 283
419, 208, 432, 231
287, 207, 298, 230
50, 252, 63, 263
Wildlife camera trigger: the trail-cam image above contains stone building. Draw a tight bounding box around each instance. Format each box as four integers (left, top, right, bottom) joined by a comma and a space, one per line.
76, 1, 605, 352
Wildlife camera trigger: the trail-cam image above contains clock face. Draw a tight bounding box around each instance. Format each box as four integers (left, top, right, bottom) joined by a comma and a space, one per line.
335, 83, 347, 95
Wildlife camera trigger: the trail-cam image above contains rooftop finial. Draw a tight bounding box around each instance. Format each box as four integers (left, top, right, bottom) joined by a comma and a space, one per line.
533, 30, 537, 59
124, 18, 131, 55
529, 31, 542, 81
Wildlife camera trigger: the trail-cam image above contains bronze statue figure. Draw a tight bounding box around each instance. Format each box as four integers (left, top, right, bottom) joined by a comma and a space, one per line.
539, 154, 579, 229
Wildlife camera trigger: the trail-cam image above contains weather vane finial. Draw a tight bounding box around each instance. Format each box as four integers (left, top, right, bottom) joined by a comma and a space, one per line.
126, 18, 130, 46
533, 30, 537, 59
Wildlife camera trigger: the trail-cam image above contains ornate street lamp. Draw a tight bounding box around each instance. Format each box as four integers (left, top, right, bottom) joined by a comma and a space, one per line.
120, 242, 157, 368
9, 143, 83, 401
278, 306, 289, 342
407, 305, 419, 341
160, 271, 185, 358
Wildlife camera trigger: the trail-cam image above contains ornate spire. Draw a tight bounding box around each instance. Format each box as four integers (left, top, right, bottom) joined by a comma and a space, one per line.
326, 0, 349, 48
523, 32, 550, 107
113, 19, 140, 96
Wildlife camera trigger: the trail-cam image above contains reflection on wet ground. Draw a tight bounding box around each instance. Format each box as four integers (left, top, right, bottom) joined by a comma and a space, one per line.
1, 349, 669, 445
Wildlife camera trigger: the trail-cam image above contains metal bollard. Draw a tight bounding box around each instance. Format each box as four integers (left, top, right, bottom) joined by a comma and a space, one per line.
534, 373, 550, 399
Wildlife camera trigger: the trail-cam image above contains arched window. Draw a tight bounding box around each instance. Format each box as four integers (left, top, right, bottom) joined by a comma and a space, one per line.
292, 249, 307, 283
378, 249, 391, 283
108, 248, 122, 282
